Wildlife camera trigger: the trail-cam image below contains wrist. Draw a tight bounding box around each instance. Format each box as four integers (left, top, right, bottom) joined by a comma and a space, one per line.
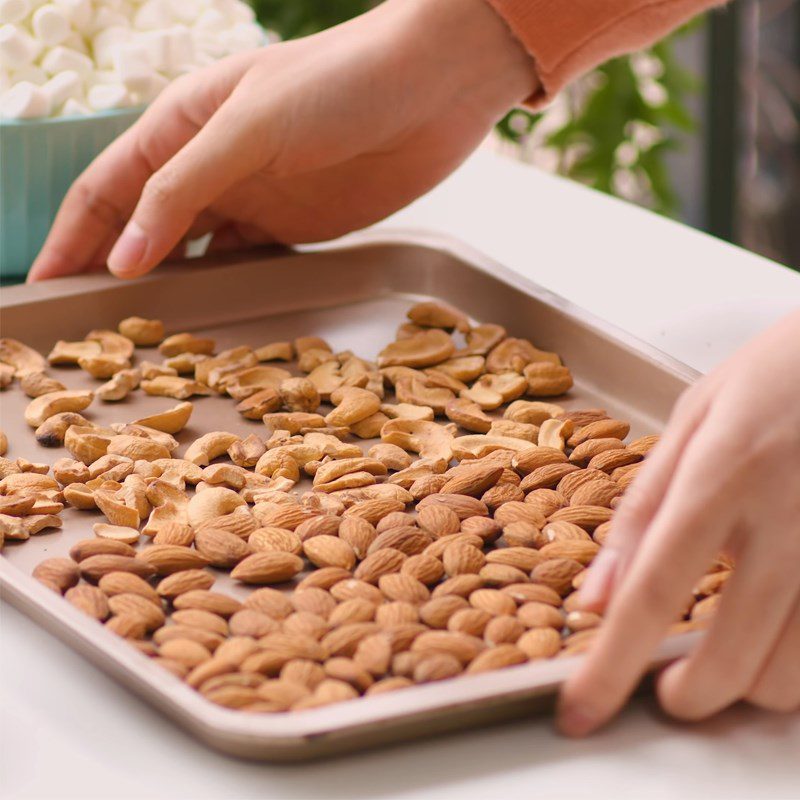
377, 0, 539, 117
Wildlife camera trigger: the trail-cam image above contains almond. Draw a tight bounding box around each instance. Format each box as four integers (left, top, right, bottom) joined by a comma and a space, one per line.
32, 558, 79, 592
442, 542, 485, 576
338, 516, 377, 559
79, 554, 156, 583
531, 558, 584, 596
106, 613, 147, 639
156, 569, 215, 598
173, 590, 243, 618
108, 593, 165, 631
303, 535, 356, 571
466, 643, 526, 673
69, 538, 137, 562
378, 573, 430, 604
249, 526, 302, 555
439, 464, 503, 497
139, 545, 211, 575
417, 505, 460, 538
548, 505, 613, 531
231, 552, 304, 585
517, 627, 561, 659
171, 609, 229, 637
413, 653, 463, 682
519, 462, 580, 492
416, 493, 488, 520
354, 548, 407, 583
65, 585, 110, 620
410, 631, 484, 664
484, 615, 525, 645
193, 528, 252, 568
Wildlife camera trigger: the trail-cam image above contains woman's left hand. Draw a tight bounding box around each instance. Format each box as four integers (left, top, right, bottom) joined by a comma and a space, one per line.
558, 309, 800, 736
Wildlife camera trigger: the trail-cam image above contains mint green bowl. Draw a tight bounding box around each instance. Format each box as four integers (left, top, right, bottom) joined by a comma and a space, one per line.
0, 107, 144, 284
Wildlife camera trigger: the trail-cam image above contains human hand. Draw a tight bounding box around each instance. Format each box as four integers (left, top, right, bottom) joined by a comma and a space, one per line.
28, 0, 535, 281
559, 309, 800, 735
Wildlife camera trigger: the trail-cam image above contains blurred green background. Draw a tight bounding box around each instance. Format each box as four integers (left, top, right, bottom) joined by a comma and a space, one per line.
252, 0, 799, 269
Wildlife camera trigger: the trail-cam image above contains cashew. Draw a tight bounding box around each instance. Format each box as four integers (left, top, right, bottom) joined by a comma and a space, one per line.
111, 424, 178, 453
107, 435, 172, 462
0, 430, 6, 457
77, 354, 132, 379
294, 336, 331, 356
62, 483, 96, 510
313, 458, 387, 487
314, 471, 376, 493
407, 301, 470, 333
85, 329, 135, 360
133, 401, 193, 434
142, 502, 188, 536
395, 322, 425, 340
141, 376, 212, 400
234, 387, 281, 419
485, 338, 560, 374
223, 366, 292, 400
461, 373, 527, 410
503, 400, 564, 425
0, 338, 47, 376
298, 347, 337, 373
395, 377, 453, 415
380, 403, 435, 422
201, 464, 248, 490
537, 418, 574, 451
377, 329, 455, 369
444, 397, 492, 433
0, 472, 59, 495
326, 387, 381, 427
307, 361, 344, 400
35, 411, 91, 447
88, 454, 135, 481
0, 513, 29, 541
422, 369, 468, 395
523, 363, 574, 397
118, 317, 165, 346
255, 341, 294, 362
25, 390, 94, 428
228, 434, 266, 468
94, 485, 140, 527
184, 432, 241, 467
47, 339, 102, 365
192, 345, 251, 380
52, 458, 90, 486
380, 418, 455, 463
432, 355, 485, 382
140, 361, 178, 380
163, 352, 209, 374
93, 523, 140, 544
64, 425, 113, 465
148, 458, 203, 487
350, 411, 390, 439
0, 363, 14, 389
187, 486, 245, 527
255, 443, 324, 478
450, 435, 534, 460
0, 458, 21, 479
368, 443, 414, 471
262, 412, 327, 434
159, 332, 216, 358
19, 372, 66, 398
462, 323, 506, 356
279, 377, 320, 413
302, 432, 362, 459
488, 420, 540, 443
380, 366, 423, 387
96, 368, 141, 402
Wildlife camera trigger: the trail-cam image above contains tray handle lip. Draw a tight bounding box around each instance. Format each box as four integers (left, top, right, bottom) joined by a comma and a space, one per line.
0, 556, 701, 750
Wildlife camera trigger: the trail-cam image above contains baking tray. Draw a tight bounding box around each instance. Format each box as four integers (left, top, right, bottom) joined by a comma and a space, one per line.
0, 230, 702, 760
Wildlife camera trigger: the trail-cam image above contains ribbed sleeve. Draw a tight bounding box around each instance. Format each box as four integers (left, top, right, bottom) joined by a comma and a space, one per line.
485, 0, 728, 107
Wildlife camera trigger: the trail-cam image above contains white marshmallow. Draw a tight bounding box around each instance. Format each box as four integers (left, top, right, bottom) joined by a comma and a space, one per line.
112, 41, 155, 92
87, 7, 130, 36
209, 0, 254, 25
0, 0, 30, 24
41, 67, 81, 107
61, 31, 89, 54
0, 24, 43, 69
60, 95, 89, 115
53, 0, 92, 31
0, 67, 10, 92
9, 62, 47, 84
139, 25, 193, 73
0, 79, 50, 117
193, 8, 227, 32
165, 0, 201, 25
87, 81, 129, 110
40, 45, 93, 75
131, 67, 166, 103
32, 4, 72, 46
134, 0, 172, 31
92, 25, 131, 68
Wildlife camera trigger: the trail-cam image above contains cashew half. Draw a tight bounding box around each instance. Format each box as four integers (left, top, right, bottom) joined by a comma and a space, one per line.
24, 390, 94, 428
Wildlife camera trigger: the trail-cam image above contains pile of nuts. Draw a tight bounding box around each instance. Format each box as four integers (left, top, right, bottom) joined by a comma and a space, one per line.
0, 303, 729, 713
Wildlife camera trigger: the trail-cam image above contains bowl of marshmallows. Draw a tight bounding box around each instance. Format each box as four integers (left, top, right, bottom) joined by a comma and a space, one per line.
0, 0, 269, 282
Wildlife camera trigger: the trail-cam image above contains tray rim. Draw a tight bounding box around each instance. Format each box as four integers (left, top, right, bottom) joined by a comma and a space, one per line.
0, 230, 703, 756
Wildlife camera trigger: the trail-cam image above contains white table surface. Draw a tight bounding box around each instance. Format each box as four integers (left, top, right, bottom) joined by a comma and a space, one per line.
2, 146, 799, 800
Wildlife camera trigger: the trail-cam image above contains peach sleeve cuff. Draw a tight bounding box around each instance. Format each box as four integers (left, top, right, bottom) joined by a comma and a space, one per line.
485, 0, 728, 107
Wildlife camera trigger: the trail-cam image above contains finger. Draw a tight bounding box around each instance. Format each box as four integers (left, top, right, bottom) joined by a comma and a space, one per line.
206, 222, 277, 252
29, 55, 256, 282
746, 589, 800, 713
657, 529, 800, 720
106, 88, 275, 278
578, 385, 713, 611
558, 421, 740, 737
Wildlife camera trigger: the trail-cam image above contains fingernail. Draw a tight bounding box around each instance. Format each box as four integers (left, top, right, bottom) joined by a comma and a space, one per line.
557, 704, 599, 738
108, 221, 147, 276
578, 547, 619, 610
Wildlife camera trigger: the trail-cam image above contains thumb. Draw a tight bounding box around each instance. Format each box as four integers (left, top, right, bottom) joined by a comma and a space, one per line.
107, 95, 264, 278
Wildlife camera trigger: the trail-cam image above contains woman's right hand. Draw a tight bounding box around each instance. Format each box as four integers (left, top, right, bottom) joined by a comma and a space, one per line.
28, 0, 536, 282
